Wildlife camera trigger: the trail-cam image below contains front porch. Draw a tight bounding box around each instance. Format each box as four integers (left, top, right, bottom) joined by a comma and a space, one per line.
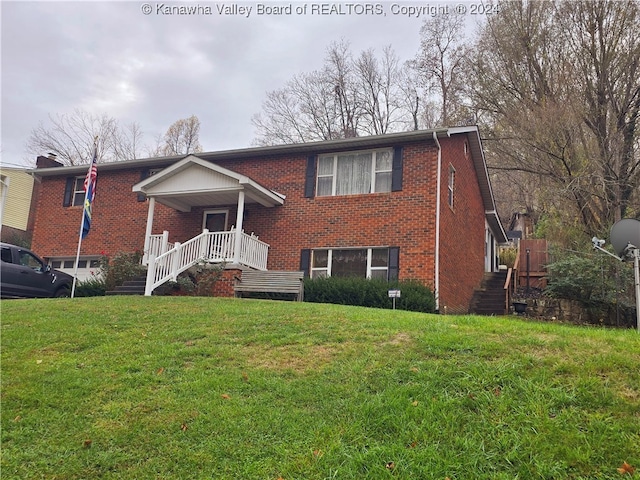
132, 155, 285, 295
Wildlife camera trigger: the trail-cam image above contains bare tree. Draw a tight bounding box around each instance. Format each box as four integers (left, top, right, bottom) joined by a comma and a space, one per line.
355, 46, 406, 135
27, 110, 206, 165
469, 0, 640, 237
326, 40, 361, 138
27, 109, 121, 165
161, 115, 203, 155
559, 0, 640, 225
252, 41, 415, 145
112, 122, 145, 162
410, 12, 470, 128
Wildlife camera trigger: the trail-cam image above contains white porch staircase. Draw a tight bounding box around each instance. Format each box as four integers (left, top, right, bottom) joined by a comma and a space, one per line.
144, 229, 269, 296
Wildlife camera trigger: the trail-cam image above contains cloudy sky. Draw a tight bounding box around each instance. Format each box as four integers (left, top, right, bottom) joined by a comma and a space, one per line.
1, 0, 482, 167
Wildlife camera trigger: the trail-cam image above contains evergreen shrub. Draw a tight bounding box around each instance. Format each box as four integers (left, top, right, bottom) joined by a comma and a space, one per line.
304, 277, 435, 313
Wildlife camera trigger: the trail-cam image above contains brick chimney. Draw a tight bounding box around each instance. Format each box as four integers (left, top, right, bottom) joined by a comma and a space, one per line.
36, 153, 63, 168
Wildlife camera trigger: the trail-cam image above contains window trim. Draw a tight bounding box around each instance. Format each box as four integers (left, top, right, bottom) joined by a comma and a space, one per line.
310, 247, 390, 279
202, 209, 229, 231
72, 176, 85, 207
316, 148, 393, 197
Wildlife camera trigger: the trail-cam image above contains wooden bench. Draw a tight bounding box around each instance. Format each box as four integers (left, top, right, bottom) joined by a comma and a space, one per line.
234, 270, 304, 301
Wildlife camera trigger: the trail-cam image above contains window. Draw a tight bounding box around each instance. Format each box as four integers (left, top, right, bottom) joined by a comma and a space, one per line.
448, 165, 455, 208
311, 248, 389, 279
72, 176, 85, 206
18, 251, 44, 271
203, 210, 229, 232
316, 149, 392, 197
48, 257, 103, 282
1, 247, 13, 263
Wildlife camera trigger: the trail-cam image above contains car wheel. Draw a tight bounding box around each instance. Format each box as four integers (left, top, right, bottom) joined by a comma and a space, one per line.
54, 288, 70, 298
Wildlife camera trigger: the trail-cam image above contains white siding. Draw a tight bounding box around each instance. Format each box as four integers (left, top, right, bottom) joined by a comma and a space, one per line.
0, 168, 34, 231
145, 164, 238, 195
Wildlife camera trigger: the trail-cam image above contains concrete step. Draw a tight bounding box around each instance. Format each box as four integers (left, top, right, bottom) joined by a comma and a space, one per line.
105, 276, 147, 296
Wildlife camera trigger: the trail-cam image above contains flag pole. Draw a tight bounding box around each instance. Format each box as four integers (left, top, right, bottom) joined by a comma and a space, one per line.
70, 208, 86, 298
71, 137, 98, 298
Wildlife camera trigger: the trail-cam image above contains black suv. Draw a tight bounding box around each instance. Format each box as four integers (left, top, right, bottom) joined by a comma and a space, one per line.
0, 243, 73, 298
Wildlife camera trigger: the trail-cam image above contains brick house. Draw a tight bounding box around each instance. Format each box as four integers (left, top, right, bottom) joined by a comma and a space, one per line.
29, 126, 506, 313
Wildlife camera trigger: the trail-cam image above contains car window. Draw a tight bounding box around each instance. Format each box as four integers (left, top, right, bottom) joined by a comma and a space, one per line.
18, 251, 44, 271
1, 247, 13, 263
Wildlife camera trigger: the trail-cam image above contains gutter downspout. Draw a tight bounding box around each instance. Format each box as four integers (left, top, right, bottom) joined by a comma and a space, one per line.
433, 132, 442, 312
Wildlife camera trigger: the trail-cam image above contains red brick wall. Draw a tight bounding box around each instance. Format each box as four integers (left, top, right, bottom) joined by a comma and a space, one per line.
437, 136, 487, 313
31, 136, 488, 310
212, 268, 242, 297
213, 144, 440, 287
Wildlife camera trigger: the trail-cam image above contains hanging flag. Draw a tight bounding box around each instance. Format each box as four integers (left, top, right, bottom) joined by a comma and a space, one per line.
81, 145, 98, 239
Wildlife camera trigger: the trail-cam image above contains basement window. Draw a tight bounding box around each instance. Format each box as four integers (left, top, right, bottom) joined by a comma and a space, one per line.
310, 248, 389, 279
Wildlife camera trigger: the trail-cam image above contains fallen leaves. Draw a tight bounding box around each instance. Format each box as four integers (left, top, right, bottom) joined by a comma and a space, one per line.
221, 393, 231, 400
180, 423, 188, 432
82, 439, 92, 449
618, 462, 635, 475
156, 367, 165, 375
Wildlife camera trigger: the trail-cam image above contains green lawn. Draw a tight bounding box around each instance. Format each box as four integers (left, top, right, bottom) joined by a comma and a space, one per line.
1, 297, 639, 479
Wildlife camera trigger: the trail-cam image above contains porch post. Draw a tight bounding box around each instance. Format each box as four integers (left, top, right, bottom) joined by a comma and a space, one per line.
233, 190, 245, 264
142, 197, 156, 265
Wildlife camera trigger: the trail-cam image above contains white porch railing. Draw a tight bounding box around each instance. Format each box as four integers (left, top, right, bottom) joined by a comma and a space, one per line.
144, 229, 269, 295
145, 231, 175, 265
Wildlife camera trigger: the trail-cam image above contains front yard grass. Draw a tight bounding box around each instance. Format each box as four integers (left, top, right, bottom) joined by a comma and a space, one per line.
1, 297, 639, 479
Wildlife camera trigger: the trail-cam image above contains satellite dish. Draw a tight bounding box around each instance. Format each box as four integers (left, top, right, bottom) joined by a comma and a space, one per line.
610, 218, 640, 258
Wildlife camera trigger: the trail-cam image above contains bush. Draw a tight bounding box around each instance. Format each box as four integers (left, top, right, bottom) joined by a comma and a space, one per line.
74, 276, 106, 297
156, 263, 224, 296
304, 277, 435, 313
545, 250, 635, 307
499, 247, 517, 268
102, 251, 145, 291
192, 263, 224, 296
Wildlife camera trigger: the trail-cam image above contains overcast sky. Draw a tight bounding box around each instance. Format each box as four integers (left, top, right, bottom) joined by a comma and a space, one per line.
1, 0, 483, 167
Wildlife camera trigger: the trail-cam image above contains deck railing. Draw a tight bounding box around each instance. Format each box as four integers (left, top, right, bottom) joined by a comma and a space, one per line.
144, 229, 269, 295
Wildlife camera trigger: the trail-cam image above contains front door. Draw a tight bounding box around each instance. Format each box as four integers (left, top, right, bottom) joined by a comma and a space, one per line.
203, 210, 229, 232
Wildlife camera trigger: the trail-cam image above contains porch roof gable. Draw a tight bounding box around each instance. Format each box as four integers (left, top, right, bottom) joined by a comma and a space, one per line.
132, 155, 285, 212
